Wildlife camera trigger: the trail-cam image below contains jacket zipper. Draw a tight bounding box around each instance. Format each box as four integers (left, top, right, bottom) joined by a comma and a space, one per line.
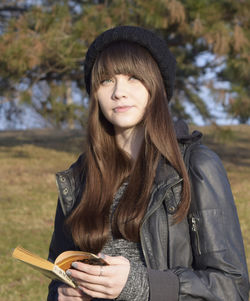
140, 178, 183, 266
191, 216, 202, 255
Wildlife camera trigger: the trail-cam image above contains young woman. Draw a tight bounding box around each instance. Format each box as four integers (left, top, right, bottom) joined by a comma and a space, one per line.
47, 26, 249, 301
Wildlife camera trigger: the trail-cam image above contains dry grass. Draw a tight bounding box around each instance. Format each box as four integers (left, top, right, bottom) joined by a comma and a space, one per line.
0, 125, 249, 300
0, 129, 83, 301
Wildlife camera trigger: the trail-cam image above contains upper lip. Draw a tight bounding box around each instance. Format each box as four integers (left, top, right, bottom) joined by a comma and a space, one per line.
113, 105, 133, 109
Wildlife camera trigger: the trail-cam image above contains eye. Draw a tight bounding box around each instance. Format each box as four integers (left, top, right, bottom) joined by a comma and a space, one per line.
100, 78, 113, 85
128, 75, 140, 81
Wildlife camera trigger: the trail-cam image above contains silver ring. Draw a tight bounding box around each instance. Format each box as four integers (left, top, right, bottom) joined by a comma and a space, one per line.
99, 265, 104, 277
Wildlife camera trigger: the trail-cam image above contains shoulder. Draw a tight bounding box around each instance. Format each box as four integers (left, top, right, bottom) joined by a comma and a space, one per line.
186, 143, 235, 211
188, 143, 228, 181
189, 143, 222, 169
56, 153, 86, 181
69, 153, 86, 172
55, 153, 86, 216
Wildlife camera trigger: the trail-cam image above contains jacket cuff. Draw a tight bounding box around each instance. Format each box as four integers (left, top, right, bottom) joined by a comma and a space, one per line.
148, 268, 179, 301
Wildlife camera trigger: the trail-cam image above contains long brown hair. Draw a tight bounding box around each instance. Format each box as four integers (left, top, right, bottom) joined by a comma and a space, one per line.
67, 41, 190, 254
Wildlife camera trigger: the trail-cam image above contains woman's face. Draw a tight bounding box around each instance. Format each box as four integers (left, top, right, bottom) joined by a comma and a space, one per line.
96, 74, 149, 134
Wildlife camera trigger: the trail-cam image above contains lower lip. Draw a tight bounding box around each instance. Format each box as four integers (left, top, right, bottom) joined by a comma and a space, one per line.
113, 106, 133, 113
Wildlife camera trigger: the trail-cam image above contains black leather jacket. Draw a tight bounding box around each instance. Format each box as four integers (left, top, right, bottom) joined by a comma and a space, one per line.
47, 128, 249, 301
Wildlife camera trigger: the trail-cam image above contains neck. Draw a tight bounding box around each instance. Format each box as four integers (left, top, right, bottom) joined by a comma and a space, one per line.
115, 126, 145, 161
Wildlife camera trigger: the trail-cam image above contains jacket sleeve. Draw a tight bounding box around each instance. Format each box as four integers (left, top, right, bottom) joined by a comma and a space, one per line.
47, 199, 76, 301
172, 144, 249, 300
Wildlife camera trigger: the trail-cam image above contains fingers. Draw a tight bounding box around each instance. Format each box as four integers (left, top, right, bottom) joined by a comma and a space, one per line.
64, 266, 109, 299
67, 265, 107, 287
58, 284, 91, 300
58, 285, 82, 297
78, 286, 113, 300
70, 255, 129, 276
67, 255, 130, 282
65, 255, 130, 299
69, 261, 106, 277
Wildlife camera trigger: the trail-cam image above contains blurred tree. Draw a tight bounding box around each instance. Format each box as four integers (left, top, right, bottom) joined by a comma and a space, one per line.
0, 2, 88, 128
0, 0, 249, 127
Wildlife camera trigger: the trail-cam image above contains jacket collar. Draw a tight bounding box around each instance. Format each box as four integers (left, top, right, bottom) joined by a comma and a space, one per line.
174, 119, 202, 144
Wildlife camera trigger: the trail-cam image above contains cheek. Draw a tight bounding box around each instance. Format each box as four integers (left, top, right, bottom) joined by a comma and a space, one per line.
98, 101, 112, 122
140, 92, 149, 110
96, 90, 111, 110
98, 99, 108, 113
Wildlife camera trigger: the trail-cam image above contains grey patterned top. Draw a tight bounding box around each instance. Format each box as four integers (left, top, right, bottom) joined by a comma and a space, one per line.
95, 182, 149, 301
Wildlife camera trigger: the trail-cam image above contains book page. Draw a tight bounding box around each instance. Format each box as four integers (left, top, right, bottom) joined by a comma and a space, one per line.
12, 246, 54, 270
55, 250, 108, 271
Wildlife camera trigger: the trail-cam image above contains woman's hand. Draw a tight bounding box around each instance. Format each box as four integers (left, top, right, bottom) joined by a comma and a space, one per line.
66, 254, 130, 299
58, 284, 92, 300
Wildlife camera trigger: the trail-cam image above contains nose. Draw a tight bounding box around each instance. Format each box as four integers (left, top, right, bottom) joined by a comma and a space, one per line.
111, 77, 127, 100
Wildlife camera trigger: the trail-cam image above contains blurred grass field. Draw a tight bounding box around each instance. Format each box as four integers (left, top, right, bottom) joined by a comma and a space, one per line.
0, 125, 249, 301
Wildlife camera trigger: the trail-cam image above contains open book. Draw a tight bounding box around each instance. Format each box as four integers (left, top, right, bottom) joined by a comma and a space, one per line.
12, 246, 108, 288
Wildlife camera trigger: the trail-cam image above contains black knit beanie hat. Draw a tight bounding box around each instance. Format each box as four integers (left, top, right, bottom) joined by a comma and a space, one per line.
84, 25, 176, 101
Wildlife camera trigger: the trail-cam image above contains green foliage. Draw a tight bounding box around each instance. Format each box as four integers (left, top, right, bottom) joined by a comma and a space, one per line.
1, 5, 86, 76
0, 0, 249, 126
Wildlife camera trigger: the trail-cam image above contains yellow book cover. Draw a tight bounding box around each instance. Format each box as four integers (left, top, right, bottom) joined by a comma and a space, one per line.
12, 246, 108, 288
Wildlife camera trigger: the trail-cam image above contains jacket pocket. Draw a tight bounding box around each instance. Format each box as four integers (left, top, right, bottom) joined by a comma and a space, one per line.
188, 209, 226, 256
